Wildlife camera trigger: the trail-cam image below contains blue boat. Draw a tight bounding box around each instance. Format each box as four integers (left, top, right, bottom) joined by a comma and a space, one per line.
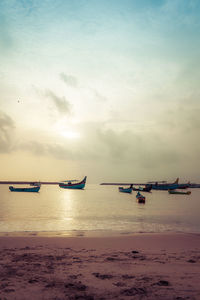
188, 183, 200, 188
9, 186, 40, 192
151, 178, 179, 190
119, 186, 132, 193
177, 182, 190, 189
59, 176, 87, 189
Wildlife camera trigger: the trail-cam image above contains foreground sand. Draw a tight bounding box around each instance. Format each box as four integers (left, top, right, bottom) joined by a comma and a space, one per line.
0, 233, 200, 300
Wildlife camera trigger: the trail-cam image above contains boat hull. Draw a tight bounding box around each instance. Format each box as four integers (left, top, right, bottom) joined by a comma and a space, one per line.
137, 197, 145, 203
59, 176, 87, 189
132, 185, 152, 192
136, 192, 146, 203
119, 187, 132, 193
168, 190, 191, 195
151, 178, 180, 190
152, 184, 179, 190
9, 186, 40, 192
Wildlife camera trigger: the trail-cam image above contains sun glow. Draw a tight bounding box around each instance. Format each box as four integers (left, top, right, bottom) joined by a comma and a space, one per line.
60, 130, 80, 139
53, 120, 81, 140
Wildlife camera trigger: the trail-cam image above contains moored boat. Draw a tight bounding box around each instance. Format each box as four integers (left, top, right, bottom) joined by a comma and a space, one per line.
119, 186, 132, 193
59, 176, 87, 189
177, 182, 190, 189
188, 183, 200, 188
9, 186, 40, 192
132, 184, 152, 192
151, 178, 179, 190
168, 190, 191, 195
30, 182, 41, 187
136, 192, 146, 203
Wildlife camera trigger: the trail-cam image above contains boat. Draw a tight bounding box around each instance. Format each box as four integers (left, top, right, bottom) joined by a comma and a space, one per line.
151, 178, 179, 190
59, 176, 87, 189
132, 184, 152, 192
188, 183, 200, 188
119, 186, 132, 193
168, 190, 191, 195
136, 192, 146, 203
30, 182, 41, 187
9, 186, 40, 192
177, 181, 190, 189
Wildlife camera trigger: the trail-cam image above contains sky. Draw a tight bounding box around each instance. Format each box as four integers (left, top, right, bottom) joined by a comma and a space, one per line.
0, 0, 200, 183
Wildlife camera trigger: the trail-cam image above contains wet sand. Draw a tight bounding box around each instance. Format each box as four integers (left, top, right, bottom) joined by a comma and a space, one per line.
0, 233, 200, 299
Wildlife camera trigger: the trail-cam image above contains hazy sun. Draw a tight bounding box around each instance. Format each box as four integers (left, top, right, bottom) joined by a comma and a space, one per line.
60, 130, 80, 139
54, 120, 81, 140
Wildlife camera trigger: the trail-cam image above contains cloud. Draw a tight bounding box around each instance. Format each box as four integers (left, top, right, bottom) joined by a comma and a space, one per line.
0, 111, 15, 153
60, 72, 107, 104
96, 127, 182, 169
46, 90, 72, 115
158, 104, 200, 133
60, 73, 78, 88
47, 143, 75, 160
18, 140, 74, 160
10, 115, 199, 182
93, 89, 107, 102
18, 140, 46, 156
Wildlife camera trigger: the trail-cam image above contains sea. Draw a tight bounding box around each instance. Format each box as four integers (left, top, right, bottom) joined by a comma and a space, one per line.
0, 184, 200, 236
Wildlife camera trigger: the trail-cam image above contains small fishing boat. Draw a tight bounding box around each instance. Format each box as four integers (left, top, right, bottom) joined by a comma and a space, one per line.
151, 178, 179, 190
132, 184, 152, 192
9, 186, 40, 192
177, 182, 190, 189
168, 190, 191, 195
59, 176, 87, 189
119, 186, 132, 193
136, 192, 146, 203
30, 182, 41, 187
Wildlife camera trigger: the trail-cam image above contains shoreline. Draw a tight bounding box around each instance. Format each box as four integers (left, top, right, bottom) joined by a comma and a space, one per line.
0, 232, 200, 299
1, 229, 200, 238
1, 231, 200, 250
0, 230, 139, 238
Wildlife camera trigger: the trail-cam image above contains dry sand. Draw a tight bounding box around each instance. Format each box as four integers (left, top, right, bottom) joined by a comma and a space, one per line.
0, 232, 200, 299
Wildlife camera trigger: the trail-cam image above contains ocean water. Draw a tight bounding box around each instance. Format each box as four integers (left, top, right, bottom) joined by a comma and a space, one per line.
0, 184, 200, 235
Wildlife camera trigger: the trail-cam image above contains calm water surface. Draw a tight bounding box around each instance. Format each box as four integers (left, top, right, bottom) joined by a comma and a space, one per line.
0, 184, 200, 235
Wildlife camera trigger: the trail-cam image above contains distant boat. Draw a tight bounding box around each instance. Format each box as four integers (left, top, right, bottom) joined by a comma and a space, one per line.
9, 186, 40, 192
177, 181, 190, 189
132, 184, 152, 192
30, 182, 41, 187
188, 183, 200, 188
119, 186, 132, 193
168, 190, 191, 195
59, 176, 87, 189
136, 192, 146, 203
151, 178, 179, 190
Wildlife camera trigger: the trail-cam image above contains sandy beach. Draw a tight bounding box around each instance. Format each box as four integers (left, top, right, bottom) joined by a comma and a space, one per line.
0, 233, 200, 300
